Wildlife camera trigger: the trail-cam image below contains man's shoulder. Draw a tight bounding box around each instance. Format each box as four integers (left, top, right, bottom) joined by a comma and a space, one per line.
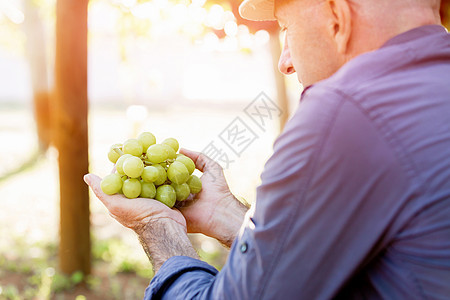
293, 26, 450, 198
288, 25, 450, 152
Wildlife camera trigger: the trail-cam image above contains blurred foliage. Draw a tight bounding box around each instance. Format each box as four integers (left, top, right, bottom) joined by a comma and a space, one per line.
0, 0, 272, 85
0, 232, 227, 299
0, 14, 26, 55
87, 0, 268, 62
0, 0, 55, 54
0, 234, 150, 299
92, 237, 153, 278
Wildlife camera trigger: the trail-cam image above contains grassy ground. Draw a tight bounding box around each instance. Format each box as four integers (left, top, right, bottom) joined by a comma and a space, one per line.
0, 233, 150, 299
0, 103, 278, 299
0, 225, 227, 299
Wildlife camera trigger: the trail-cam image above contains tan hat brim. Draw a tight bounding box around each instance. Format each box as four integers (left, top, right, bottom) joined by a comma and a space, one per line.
239, 0, 276, 21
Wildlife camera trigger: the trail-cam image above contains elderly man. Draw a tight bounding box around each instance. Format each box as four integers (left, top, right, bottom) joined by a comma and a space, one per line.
85, 0, 450, 298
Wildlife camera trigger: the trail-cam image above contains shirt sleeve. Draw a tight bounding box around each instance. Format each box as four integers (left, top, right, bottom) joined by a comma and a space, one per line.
143, 256, 218, 299
144, 85, 411, 299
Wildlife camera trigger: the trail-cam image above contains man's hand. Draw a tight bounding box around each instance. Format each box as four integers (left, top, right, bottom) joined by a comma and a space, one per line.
84, 174, 185, 234
177, 149, 249, 248
84, 174, 199, 272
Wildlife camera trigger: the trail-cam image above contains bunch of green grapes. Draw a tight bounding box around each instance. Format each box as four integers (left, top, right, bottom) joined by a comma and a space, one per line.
100, 132, 202, 208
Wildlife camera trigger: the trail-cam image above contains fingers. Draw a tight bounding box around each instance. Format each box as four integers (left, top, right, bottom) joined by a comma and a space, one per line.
84, 173, 115, 208
84, 173, 101, 192
180, 148, 222, 173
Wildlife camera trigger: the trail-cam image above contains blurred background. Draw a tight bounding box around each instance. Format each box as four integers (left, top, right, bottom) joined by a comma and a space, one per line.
0, 0, 449, 298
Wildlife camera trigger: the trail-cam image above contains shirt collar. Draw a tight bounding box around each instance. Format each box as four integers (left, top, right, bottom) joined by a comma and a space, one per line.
299, 85, 313, 102
381, 25, 447, 49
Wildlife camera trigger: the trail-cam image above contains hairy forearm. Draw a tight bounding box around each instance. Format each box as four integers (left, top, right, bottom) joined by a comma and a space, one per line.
138, 219, 199, 273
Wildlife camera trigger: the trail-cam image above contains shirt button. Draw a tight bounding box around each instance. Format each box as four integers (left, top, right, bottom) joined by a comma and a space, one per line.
240, 242, 248, 253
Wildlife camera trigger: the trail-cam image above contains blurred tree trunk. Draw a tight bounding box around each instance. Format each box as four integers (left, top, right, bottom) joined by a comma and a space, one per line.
54, 0, 91, 275
269, 32, 289, 131
441, 0, 450, 29
229, 2, 290, 131
23, 0, 51, 151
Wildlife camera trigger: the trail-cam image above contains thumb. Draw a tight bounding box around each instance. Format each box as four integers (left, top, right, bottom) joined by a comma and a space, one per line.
180, 148, 222, 173
84, 173, 114, 208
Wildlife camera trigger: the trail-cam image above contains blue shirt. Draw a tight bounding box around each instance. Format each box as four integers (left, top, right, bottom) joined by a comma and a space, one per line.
144, 25, 450, 299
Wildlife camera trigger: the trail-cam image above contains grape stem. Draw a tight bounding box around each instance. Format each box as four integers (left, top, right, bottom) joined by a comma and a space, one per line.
113, 147, 124, 156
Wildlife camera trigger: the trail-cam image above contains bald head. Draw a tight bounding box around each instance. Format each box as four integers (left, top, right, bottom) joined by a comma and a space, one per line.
343, 0, 441, 54
345, 0, 441, 21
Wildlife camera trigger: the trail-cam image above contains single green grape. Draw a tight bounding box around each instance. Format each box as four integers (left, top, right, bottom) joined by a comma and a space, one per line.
123, 156, 144, 178
142, 166, 159, 182
187, 175, 202, 194
171, 182, 190, 201
100, 173, 123, 195
107, 143, 122, 163
146, 144, 169, 164
140, 181, 156, 198
153, 164, 167, 186
122, 178, 141, 198
123, 139, 143, 157
138, 132, 156, 151
167, 161, 189, 184
162, 138, 179, 152
155, 185, 176, 208
176, 155, 196, 174
116, 154, 133, 175
161, 143, 177, 160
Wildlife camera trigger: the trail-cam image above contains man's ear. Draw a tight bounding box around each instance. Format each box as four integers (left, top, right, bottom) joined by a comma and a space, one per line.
326, 0, 352, 54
